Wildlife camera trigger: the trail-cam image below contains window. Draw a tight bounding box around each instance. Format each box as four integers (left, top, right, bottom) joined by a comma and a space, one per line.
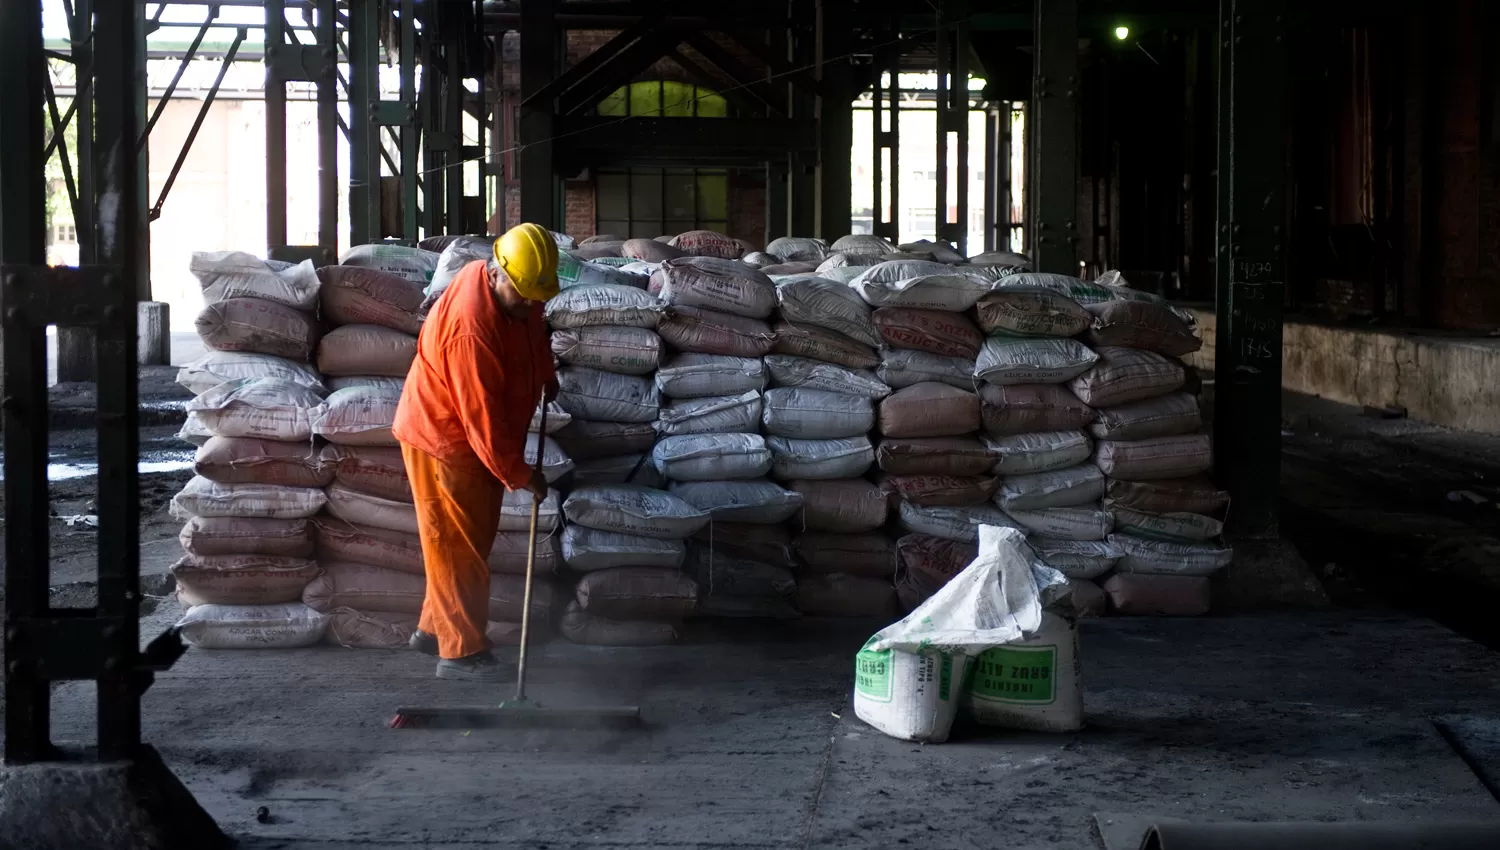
54, 224, 77, 244
598, 81, 728, 118
597, 168, 729, 238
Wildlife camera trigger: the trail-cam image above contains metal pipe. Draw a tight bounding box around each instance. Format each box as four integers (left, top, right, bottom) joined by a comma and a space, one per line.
264, 0, 287, 250
315, 0, 336, 250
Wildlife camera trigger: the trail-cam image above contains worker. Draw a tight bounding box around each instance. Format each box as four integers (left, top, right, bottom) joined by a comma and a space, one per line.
393, 223, 560, 682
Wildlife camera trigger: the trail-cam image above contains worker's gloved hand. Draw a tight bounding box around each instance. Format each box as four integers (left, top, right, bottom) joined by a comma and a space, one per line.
525, 468, 548, 502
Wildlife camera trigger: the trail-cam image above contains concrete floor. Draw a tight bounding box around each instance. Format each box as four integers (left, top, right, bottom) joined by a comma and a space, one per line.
27, 610, 1500, 849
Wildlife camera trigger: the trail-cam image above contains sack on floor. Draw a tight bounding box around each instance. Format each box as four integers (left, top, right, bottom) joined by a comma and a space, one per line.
562, 525, 686, 571
323, 481, 419, 534
668, 479, 803, 524
1094, 434, 1213, 481
170, 477, 327, 520
796, 574, 898, 617
1028, 537, 1123, 580
1068, 346, 1184, 408
301, 561, 425, 614
878, 474, 1000, 507
764, 355, 891, 400
787, 478, 888, 533
656, 390, 762, 436
652, 433, 772, 481
654, 353, 767, 399
876, 349, 974, 391
194, 436, 331, 489
191, 251, 320, 311
650, 257, 776, 319
877, 383, 980, 438
1003, 505, 1114, 541
1090, 392, 1201, 441
314, 518, 424, 575
177, 603, 329, 649
974, 287, 1093, 338
984, 430, 1092, 475
575, 567, 699, 621
172, 555, 321, 606
762, 387, 875, 439
316, 325, 417, 378
561, 599, 678, 646
320, 444, 410, 502
657, 306, 776, 357
767, 435, 875, 480
974, 337, 1098, 386
311, 386, 401, 447
340, 244, 440, 285
196, 297, 319, 361
775, 277, 879, 345
177, 351, 326, 396
854, 526, 1073, 742
180, 516, 315, 558
316, 266, 424, 334
978, 383, 1095, 436
894, 502, 1020, 544
487, 530, 564, 575
556, 366, 661, 423
794, 532, 897, 577
872, 307, 983, 359
562, 484, 709, 538
770, 321, 880, 369
996, 464, 1105, 511
550, 326, 662, 375
961, 611, 1082, 733
1101, 573, 1212, 616
327, 608, 419, 649
187, 377, 322, 441
876, 437, 994, 477
545, 284, 664, 329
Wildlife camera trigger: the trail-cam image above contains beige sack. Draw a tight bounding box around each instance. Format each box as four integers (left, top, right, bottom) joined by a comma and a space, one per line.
1094, 434, 1212, 481
978, 383, 1095, 437
1085, 299, 1201, 357
788, 478, 888, 532
176, 351, 325, 396
974, 337, 1098, 386
622, 238, 686, 263
550, 326, 661, 375
194, 436, 332, 488
311, 386, 401, 447
179, 516, 315, 558
770, 321, 880, 370
1069, 346, 1184, 408
974, 287, 1093, 338
190, 251, 320, 310
326, 608, 419, 649
196, 297, 318, 361
1090, 391, 1201, 441
575, 567, 698, 621
872, 308, 982, 359
668, 229, 742, 260
170, 476, 327, 520
319, 444, 411, 502
561, 600, 678, 646
487, 530, 564, 574
324, 481, 419, 534
1102, 573, 1211, 616
657, 306, 775, 357
314, 517, 424, 575
878, 474, 1000, 507
1104, 476, 1229, 518
794, 532, 897, 578
795, 574, 898, 617
876, 436, 993, 476
877, 383, 980, 438
650, 257, 776, 319
172, 554, 321, 606
316, 324, 417, 378
316, 266, 424, 334
552, 419, 657, 461
176, 603, 328, 649
302, 561, 426, 614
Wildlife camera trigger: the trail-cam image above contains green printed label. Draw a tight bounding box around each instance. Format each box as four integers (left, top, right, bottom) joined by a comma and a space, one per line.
938, 653, 953, 701
969, 645, 1057, 704
855, 647, 893, 703
556, 253, 583, 284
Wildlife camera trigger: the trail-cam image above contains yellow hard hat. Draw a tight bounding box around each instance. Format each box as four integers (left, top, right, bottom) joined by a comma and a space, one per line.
493, 223, 560, 301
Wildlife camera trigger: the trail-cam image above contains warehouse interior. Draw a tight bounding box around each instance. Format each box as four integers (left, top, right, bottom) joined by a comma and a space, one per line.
5, 1, 1500, 848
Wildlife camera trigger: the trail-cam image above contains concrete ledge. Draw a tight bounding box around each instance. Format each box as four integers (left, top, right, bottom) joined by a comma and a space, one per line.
1183, 306, 1500, 434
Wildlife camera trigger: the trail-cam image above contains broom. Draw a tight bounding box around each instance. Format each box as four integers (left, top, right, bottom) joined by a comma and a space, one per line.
390, 392, 643, 730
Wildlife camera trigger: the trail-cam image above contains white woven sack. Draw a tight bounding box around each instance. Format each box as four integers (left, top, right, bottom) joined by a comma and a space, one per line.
1093, 434, 1213, 480
761, 387, 874, 439
323, 481, 418, 534
984, 431, 1092, 475
876, 349, 975, 390
996, 272, 1115, 305
550, 326, 661, 375
561, 484, 710, 539
961, 611, 1083, 733
427, 236, 491, 293
190, 251, 320, 311
556, 367, 660, 423
831, 234, 895, 256
818, 265, 872, 283
1089, 391, 1201, 441
1110, 506, 1223, 542
766, 436, 874, 480
571, 454, 666, 489
1028, 536, 1122, 579
556, 252, 646, 291
187, 377, 322, 441
528, 401, 573, 434
176, 351, 326, 396
1003, 505, 1113, 541
498, 488, 562, 532
668, 479, 804, 524
340, 244, 440, 285
177, 603, 328, 649
1112, 533, 1233, 577
851, 261, 996, 312
656, 391, 762, 436
652, 257, 776, 319
327, 376, 405, 393
1068, 346, 1185, 408
654, 353, 767, 399
652, 434, 772, 481
775, 278, 879, 345
310, 386, 401, 446
997, 464, 1106, 511
544, 284, 664, 329
170, 476, 327, 520
561, 525, 686, 571
975, 337, 1099, 386
766, 236, 830, 262
764, 355, 891, 400
895, 502, 1022, 543
525, 434, 575, 484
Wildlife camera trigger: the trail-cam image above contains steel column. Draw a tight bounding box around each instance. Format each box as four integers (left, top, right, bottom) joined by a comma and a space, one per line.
518, 0, 559, 229
316, 0, 338, 248
870, 16, 900, 243
983, 107, 999, 253
1030, 0, 1079, 272
265, 0, 289, 250
789, 0, 817, 236
815, 0, 853, 240
348, 0, 378, 244
935, 3, 970, 253
1213, 0, 1290, 539
399, 0, 419, 241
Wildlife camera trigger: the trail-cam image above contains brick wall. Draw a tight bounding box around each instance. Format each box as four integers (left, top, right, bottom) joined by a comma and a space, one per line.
564, 183, 596, 239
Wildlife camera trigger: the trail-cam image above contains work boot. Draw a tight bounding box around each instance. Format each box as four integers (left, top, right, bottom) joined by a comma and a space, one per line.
436, 650, 509, 682
408, 629, 438, 656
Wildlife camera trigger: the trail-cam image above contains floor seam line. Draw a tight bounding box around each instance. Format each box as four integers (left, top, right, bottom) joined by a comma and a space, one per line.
797, 731, 836, 850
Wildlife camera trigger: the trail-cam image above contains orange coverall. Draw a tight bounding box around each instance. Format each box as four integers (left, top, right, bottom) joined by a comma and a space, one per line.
392, 260, 556, 660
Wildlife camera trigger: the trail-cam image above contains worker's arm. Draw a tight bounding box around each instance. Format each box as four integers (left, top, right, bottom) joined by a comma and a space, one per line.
444, 333, 535, 490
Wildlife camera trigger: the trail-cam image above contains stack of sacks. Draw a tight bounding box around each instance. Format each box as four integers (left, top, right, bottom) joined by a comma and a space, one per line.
170, 376, 330, 649
560, 486, 705, 644
339, 243, 441, 288
1073, 275, 1230, 615
315, 262, 424, 393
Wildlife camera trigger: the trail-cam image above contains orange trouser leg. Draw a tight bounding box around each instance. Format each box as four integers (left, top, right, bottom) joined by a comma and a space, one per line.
401, 444, 503, 660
